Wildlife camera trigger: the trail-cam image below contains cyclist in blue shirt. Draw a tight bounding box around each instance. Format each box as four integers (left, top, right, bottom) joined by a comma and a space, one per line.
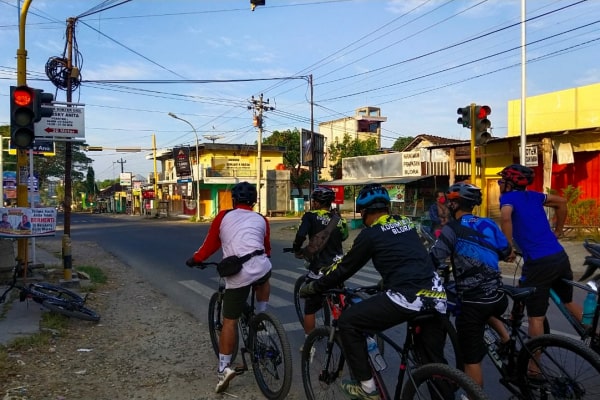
498, 164, 582, 340
430, 182, 512, 388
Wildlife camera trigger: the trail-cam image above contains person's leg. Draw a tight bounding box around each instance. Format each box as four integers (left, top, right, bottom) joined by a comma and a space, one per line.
253, 271, 271, 313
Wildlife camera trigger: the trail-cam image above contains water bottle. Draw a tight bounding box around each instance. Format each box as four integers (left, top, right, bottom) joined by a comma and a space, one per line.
366, 336, 387, 371
582, 292, 597, 325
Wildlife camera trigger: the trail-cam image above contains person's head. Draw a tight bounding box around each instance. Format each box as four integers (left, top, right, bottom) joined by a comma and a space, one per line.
22, 215, 28, 222
445, 182, 482, 219
231, 181, 257, 207
435, 191, 446, 205
356, 184, 390, 225
311, 187, 335, 209
497, 164, 534, 193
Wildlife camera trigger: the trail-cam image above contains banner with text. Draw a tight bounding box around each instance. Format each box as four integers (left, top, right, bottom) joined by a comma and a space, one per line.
0, 207, 57, 238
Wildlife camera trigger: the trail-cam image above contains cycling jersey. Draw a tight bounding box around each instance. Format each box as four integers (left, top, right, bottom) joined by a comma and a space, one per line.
192, 205, 272, 289
499, 190, 563, 262
314, 214, 445, 313
293, 209, 348, 273
431, 215, 510, 302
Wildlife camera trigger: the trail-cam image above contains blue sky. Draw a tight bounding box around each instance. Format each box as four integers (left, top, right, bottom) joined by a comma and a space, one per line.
1, 0, 599, 180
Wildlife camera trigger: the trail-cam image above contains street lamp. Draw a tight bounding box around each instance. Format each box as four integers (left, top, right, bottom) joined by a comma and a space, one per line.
168, 112, 201, 222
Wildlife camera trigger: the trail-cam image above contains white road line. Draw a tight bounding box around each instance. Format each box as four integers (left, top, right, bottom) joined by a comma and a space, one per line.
178, 279, 292, 308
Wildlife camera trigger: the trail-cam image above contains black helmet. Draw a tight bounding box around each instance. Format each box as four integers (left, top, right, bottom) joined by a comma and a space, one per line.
231, 181, 257, 205
498, 164, 534, 188
446, 182, 482, 207
356, 184, 390, 212
311, 187, 335, 205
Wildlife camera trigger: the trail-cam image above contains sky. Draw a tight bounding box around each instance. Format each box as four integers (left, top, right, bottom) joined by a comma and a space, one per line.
1, 0, 599, 181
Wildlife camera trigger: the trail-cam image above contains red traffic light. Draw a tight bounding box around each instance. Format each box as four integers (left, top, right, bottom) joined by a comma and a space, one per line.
13, 87, 34, 107
476, 105, 491, 119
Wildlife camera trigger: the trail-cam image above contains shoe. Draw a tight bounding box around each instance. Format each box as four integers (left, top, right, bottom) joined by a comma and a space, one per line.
340, 379, 379, 400
215, 366, 236, 393
496, 339, 513, 359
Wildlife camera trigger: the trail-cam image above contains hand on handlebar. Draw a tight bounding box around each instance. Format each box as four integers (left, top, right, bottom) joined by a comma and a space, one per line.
186, 257, 200, 268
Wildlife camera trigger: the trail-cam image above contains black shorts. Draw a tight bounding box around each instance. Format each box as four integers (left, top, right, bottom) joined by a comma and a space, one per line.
303, 275, 326, 315
222, 271, 271, 320
455, 295, 508, 365
521, 251, 573, 317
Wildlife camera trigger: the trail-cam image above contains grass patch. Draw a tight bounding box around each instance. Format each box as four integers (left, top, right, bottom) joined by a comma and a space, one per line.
76, 265, 107, 284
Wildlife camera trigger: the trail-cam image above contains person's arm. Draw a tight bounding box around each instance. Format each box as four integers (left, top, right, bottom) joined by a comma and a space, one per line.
191, 211, 226, 262
544, 194, 567, 238
263, 215, 272, 257
292, 213, 311, 252
499, 205, 516, 262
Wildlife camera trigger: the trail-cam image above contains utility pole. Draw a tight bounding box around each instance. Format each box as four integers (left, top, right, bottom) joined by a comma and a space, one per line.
116, 158, 126, 173
309, 74, 317, 204
249, 94, 274, 214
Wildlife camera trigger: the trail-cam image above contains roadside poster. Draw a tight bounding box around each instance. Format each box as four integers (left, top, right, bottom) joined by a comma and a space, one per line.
0, 207, 57, 238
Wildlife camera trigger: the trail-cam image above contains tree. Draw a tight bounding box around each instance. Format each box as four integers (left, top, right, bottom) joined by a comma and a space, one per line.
262, 128, 310, 197
392, 136, 414, 152
328, 134, 379, 179
34, 142, 94, 184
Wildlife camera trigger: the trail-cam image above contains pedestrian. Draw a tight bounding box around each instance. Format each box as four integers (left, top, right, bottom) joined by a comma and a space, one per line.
498, 164, 582, 342
293, 187, 348, 340
429, 191, 449, 238
186, 181, 272, 394
300, 183, 447, 400
430, 182, 512, 388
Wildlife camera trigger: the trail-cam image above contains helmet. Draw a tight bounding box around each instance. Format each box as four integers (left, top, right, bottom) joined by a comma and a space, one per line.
231, 181, 257, 205
498, 164, 534, 188
311, 187, 335, 205
356, 184, 390, 212
446, 182, 482, 207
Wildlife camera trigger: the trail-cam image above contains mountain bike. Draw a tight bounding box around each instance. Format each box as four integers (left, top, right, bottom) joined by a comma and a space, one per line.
191, 261, 292, 400
0, 260, 100, 321
301, 285, 471, 400
464, 284, 600, 399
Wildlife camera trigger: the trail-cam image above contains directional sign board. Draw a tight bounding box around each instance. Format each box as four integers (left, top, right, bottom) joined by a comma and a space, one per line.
34, 106, 85, 139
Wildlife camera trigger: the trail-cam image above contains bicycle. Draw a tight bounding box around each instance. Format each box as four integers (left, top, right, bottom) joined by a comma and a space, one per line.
458, 283, 600, 399
191, 261, 292, 400
301, 285, 472, 400
0, 260, 100, 322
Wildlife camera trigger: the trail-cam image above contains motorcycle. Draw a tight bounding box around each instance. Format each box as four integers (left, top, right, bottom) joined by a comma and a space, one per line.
579, 238, 600, 281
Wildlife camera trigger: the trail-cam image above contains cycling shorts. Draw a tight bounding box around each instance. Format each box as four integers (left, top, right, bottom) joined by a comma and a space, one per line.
223, 271, 271, 320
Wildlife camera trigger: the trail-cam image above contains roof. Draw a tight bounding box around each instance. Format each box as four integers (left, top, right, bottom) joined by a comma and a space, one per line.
402, 134, 467, 152
322, 175, 433, 186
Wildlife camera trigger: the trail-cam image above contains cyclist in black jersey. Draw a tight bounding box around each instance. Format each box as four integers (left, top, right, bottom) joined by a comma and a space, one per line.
293, 187, 348, 338
300, 184, 447, 400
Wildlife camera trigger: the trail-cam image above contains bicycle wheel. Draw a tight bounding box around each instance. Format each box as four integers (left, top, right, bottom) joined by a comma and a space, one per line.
302, 326, 350, 400
294, 275, 331, 329
517, 334, 600, 399
400, 363, 489, 400
441, 315, 463, 370
207, 291, 238, 362
28, 282, 86, 303
249, 311, 292, 399
42, 299, 100, 322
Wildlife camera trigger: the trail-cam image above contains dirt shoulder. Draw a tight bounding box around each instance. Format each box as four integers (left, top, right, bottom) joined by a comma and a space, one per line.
1, 237, 300, 400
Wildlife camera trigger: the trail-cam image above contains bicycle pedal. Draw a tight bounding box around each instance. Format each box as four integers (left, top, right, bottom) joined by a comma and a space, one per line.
233, 365, 245, 375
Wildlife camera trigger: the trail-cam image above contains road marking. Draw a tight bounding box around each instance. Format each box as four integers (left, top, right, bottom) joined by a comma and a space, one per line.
178, 279, 292, 308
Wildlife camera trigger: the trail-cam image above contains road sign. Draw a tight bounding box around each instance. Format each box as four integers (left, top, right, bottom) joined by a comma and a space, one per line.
177, 178, 192, 183
34, 106, 85, 138
8, 139, 55, 156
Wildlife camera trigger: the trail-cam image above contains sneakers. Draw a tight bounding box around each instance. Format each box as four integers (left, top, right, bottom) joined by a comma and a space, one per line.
340, 379, 379, 400
215, 366, 236, 393
496, 339, 514, 360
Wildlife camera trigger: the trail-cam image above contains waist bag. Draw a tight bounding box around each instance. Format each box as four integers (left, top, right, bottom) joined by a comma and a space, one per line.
218, 249, 265, 277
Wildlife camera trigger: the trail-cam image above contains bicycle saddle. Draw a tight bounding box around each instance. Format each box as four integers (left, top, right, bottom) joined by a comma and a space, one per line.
501, 285, 536, 302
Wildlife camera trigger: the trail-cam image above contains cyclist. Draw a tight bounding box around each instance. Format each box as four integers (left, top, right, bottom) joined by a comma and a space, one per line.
300, 183, 447, 400
186, 181, 272, 394
428, 190, 449, 238
430, 182, 512, 388
498, 164, 582, 340
293, 187, 348, 339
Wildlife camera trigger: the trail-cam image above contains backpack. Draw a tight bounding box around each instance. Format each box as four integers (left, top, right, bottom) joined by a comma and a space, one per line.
301, 213, 341, 262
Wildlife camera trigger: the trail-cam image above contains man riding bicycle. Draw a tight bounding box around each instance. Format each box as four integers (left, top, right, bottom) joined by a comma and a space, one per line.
186, 181, 272, 394
300, 183, 447, 400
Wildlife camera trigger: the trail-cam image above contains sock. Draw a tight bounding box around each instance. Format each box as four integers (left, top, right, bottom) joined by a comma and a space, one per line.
255, 301, 268, 313
361, 378, 376, 393
218, 353, 232, 372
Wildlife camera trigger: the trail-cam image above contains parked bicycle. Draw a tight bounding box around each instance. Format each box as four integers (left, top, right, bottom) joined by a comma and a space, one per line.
300, 285, 471, 400
0, 260, 100, 322
191, 261, 292, 400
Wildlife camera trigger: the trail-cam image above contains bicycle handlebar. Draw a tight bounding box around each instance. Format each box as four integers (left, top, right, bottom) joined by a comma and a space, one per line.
323, 285, 381, 297
186, 261, 219, 269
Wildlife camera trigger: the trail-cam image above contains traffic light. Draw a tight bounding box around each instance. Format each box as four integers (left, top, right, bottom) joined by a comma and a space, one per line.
33, 89, 54, 122
456, 106, 471, 128
10, 85, 36, 149
250, 0, 265, 11
474, 105, 492, 145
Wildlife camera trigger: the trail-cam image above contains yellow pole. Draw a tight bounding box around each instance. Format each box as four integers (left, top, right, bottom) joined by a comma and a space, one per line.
152, 134, 159, 217
469, 103, 476, 184
16, 0, 33, 268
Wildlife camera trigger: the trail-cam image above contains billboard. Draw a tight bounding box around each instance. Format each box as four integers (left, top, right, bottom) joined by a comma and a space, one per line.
301, 129, 325, 169
0, 207, 57, 238
173, 147, 192, 178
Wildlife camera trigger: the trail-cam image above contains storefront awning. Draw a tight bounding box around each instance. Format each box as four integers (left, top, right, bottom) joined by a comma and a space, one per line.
322, 175, 433, 187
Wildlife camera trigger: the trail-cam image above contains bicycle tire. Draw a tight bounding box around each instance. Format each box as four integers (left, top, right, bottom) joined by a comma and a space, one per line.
302, 326, 349, 400
207, 291, 238, 362
517, 333, 600, 399
294, 275, 331, 329
440, 315, 463, 370
249, 311, 292, 400
28, 282, 86, 304
42, 299, 100, 322
400, 363, 489, 400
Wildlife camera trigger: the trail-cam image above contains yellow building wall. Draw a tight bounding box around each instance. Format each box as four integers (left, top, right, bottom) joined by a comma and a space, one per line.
508, 82, 600, 135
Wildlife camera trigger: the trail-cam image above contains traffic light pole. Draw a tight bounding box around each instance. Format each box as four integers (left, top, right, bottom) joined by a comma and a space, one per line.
469, 103, 477, 184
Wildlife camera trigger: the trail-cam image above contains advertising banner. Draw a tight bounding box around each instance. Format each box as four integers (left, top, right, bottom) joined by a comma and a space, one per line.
0, 207, 57, 238
173, 147, 192, 177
